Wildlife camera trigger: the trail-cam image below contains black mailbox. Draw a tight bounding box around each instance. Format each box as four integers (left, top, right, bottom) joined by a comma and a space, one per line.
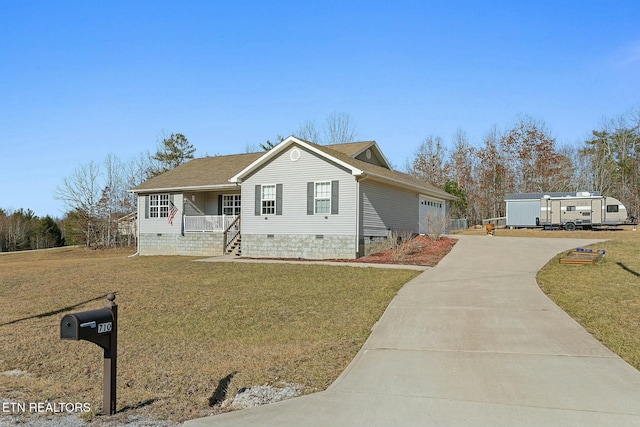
61, 308, 114, 351
60, 293, 118, 416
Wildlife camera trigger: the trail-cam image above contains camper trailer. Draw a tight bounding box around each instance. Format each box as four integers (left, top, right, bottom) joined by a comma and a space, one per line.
505, 192, 628, 230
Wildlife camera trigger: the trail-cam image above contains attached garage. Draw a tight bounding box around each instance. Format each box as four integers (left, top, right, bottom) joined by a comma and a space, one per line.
419, 195, 447, 234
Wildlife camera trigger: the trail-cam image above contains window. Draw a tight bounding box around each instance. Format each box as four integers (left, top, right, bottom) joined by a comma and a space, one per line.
150, 194, 169, 218
262, 185, 276, 215
254, 184, 282, 216
307, 180, 338, 215
315, 181, 331, 214
222, 194, 241, 216
606, 205, 619, 213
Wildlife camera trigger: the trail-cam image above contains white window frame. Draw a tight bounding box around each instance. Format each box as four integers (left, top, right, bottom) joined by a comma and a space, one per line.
262, 184, 276, 215
223, 194, 241, 216
315, 181, 331, 214
150, 194, 170, 218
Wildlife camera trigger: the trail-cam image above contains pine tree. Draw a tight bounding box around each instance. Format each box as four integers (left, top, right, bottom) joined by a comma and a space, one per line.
151, 133, 196, 175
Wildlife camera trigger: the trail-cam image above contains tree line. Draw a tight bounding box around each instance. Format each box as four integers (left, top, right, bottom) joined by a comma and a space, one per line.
408, 110, 640, 224
0, 209, 64, 252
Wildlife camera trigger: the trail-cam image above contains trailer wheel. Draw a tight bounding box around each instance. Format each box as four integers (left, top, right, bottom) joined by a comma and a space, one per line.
565, 222, 576, 231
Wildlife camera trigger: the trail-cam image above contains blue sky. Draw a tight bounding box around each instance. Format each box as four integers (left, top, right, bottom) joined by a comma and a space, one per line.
2, 1, 639, 218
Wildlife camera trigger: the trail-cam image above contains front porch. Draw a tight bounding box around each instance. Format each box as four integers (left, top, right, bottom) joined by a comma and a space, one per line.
183, 215, 238, 233
183, 214, 241, 255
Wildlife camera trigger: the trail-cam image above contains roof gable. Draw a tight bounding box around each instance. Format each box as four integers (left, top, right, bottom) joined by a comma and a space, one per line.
229, 136, 365, 183
328, 141, 391, 168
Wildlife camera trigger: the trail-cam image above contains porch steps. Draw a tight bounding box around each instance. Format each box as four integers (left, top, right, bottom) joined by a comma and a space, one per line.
225, 236, 242, 257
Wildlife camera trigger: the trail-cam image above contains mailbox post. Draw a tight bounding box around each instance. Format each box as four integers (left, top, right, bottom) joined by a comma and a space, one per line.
60, 293, 118, 415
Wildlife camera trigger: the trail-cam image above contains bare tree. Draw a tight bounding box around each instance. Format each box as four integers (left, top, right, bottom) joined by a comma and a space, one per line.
475, 126, 513, 220
446, 130, 476, 221
501, 116, 567, 193
408, 135, 449, 187
579, 110, 640, 218
55, 161, 101, 246
323, 112, 358, 145
99, 154, 127, 246
419, 210, 450, 242
296, 119, 321, 143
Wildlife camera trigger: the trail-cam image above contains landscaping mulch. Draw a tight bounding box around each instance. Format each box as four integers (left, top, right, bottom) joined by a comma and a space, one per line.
352, 235, 457, 266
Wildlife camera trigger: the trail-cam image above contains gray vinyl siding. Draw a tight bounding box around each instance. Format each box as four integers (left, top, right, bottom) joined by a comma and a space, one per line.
360, 180, 419, 237
181, 191, 242, 215
241, 145, 357, 236
138, 193, 184, 234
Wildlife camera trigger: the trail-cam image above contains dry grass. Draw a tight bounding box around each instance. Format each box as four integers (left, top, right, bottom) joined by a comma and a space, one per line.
536, 230, 640, 371
0, 248, 419, 423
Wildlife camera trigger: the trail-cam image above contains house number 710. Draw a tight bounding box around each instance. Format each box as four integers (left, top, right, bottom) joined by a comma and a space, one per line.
98, 322, 112, 333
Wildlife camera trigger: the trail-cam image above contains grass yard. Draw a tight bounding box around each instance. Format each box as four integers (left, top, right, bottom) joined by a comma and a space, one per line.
0, 248, 420, 423
536, 230, 640, 371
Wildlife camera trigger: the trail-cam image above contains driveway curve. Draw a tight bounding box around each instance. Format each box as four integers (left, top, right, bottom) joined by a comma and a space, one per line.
185, 235, 640, 427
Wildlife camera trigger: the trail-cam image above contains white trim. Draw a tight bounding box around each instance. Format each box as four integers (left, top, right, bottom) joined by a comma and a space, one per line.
230, 136, 364, 183
261, 183, 277, 215
314, 181, 331, 214
131, 183, 240, 194
290, 148, 301, 162
222, 193, 242, 216
149, 193, 170, 218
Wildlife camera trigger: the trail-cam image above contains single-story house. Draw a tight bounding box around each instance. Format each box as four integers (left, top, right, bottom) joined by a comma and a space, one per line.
131, 136, 456, 259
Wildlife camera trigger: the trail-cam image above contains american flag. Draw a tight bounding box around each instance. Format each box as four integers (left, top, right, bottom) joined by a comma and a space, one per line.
168, 201, 178, 225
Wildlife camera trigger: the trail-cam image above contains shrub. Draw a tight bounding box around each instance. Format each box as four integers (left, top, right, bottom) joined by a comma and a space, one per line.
420, 211, 450, 241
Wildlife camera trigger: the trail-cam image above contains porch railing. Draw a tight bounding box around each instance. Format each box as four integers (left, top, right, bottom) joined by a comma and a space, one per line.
183, 215, 238, 232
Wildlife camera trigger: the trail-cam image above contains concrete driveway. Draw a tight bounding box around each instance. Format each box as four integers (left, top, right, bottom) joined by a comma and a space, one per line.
184, 235, 640, 427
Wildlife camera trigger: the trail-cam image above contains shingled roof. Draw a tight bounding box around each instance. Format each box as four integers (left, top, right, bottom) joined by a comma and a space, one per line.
132, 137, 455, 201
131, 152, 263, 193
